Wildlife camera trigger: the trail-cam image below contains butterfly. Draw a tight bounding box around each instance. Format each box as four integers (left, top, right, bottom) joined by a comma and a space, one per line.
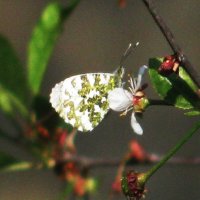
50, 43, 139, 132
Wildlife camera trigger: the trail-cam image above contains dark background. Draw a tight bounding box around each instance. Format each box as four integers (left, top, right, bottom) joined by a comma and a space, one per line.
0, 0, 200, 199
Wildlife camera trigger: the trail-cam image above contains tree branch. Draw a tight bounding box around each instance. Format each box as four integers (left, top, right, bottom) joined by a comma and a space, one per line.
142, 0, 200, 90
2, 153, 200, 173
59, 153, 200, 169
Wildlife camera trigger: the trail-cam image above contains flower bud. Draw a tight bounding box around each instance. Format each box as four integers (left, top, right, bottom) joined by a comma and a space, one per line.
85, 178, 98, 193
133, 93, 149, 113
74, 176, 86, 196
121, 170, 146, 200
158, 55, 179, 75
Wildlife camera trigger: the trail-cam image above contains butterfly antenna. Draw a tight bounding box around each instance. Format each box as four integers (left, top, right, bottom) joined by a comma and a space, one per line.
119, 42, 139, 68
115, 42, 139, 78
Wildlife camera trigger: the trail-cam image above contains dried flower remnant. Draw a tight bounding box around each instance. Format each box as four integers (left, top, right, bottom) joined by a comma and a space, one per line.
54, 128, 77, 152
158, 55, 179, 75
54, 161, 97, 197
108, 65, 149, 135
74, 176, 87, 196
37, 125, 50, 139
121, 170, 146, 200
74, 176, 98, 196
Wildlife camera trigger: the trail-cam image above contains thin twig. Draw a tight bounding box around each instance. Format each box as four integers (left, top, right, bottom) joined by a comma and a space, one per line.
60, 153, 200, 169
2, 153, 200, 173
142, 0, 200, 90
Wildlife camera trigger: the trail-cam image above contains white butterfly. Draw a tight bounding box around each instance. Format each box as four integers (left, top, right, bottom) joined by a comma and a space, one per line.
108, 65, 148, 135
50, 43, 139, 132
50, 71, 124, 132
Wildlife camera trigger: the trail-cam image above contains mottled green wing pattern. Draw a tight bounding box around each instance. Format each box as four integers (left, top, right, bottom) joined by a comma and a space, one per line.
50, 73, 122, 132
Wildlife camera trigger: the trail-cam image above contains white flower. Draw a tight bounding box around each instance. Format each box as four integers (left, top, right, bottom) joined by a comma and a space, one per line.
108, 65, 148, 135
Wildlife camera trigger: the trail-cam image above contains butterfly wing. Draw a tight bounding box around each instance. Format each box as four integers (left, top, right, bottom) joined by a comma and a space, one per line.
50, 73, 122, 132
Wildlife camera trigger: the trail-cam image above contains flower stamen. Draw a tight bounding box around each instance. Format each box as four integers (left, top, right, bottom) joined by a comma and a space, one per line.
120, 106, 134, 116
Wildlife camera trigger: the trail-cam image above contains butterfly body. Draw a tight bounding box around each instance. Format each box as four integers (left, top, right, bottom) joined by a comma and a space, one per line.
50, 71, 124, 132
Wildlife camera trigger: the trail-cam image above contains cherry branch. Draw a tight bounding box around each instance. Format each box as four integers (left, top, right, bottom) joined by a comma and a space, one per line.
2, 153, 200, 173
59, 153, 200, 169
142, 0, 200, 90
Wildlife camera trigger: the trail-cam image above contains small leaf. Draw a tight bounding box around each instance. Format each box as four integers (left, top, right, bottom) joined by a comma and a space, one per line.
0, 146, 33, 173
28, 1, 80, 94
184, 110, 200, 116
0, 151, 19, 170
148, 58, 200, 109
0, 86, 28, 116
0, 35, 28, 116
179, 67, 198, 92
0, 161, 32, 173
0, 152, 17, 168
168, 73, 200, 109
0, 87, 14, 114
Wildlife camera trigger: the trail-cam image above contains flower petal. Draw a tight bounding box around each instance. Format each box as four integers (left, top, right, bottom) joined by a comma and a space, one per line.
135, 65, 148, 91
131, 112, 143, 135
108, 88, 132, 112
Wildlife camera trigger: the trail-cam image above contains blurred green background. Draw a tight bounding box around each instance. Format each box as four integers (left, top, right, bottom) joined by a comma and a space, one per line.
0, 0, 200, 199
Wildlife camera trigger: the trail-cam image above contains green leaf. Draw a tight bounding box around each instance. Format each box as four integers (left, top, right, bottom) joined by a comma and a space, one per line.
0, 151, 33, 173
184, 110, 200, 116
0, 35, 28, 116
1, 161, 32, 173
0, 151, 19, 170
148, 58, 200, 109
0, 86, 28, 116
0, 152, 32, 172
28, 0, 80, 94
